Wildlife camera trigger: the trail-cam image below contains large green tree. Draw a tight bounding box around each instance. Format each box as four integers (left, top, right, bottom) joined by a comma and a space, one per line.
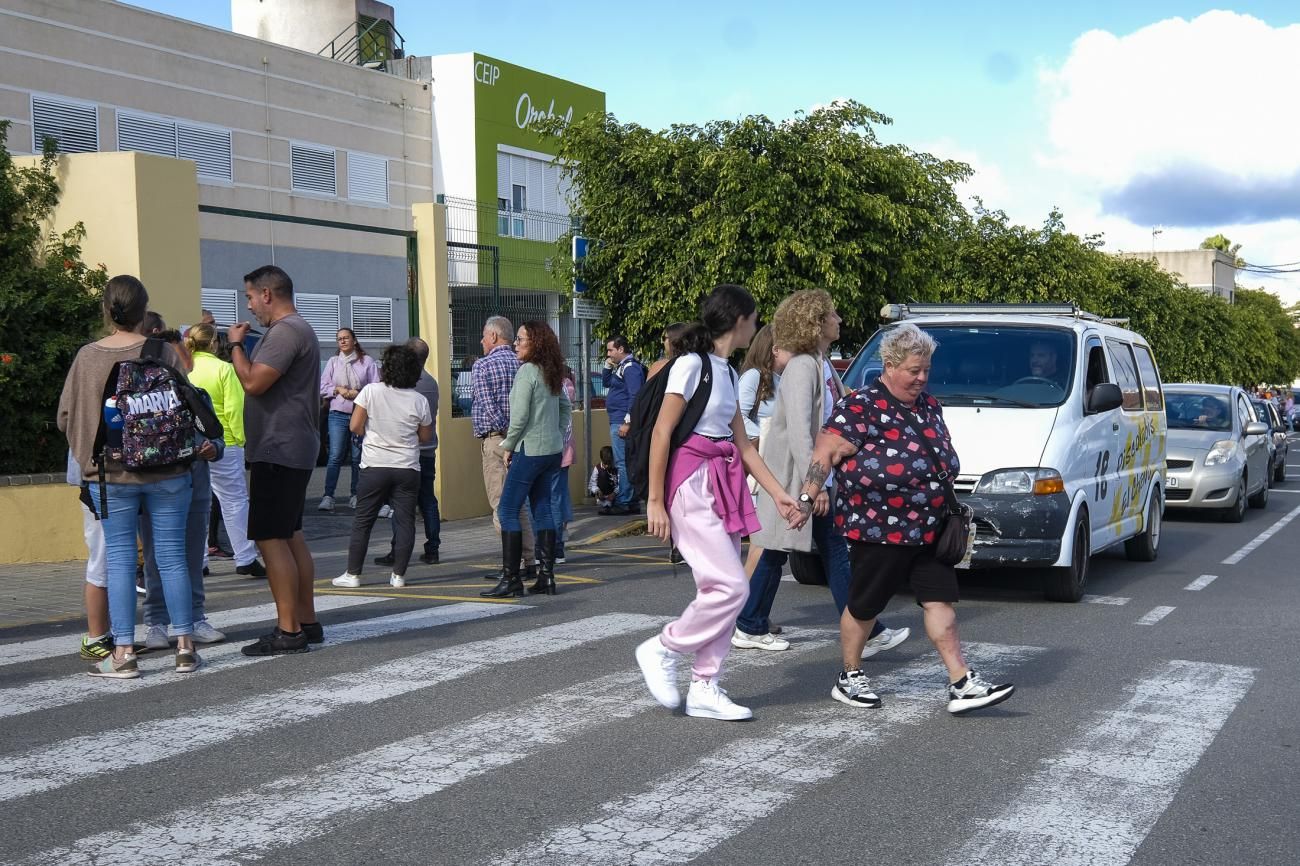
0, 121, 106, 474
544, 100, 970, 353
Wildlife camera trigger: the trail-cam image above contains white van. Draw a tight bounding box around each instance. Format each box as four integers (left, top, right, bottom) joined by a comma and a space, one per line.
841, 303, 1167, 601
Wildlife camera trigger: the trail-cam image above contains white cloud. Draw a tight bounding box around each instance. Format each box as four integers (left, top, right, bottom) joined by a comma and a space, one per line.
916, 138, 1009, 209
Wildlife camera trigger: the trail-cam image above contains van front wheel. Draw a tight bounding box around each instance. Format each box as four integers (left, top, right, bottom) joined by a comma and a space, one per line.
1045, 513, 1089, 602
1124, 492, 1161, 562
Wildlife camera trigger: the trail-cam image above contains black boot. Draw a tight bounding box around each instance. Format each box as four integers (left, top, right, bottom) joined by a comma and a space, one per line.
481, 531, 524, 598
529, 530, 558, 595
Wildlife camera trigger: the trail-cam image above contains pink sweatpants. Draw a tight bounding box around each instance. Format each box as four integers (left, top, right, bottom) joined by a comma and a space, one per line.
660, 465, 749, 680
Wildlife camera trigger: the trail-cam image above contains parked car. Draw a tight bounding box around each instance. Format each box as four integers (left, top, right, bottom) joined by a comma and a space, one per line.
841, 303, 1167, 602
1250, 398, 1289, 484
1163, 385, 1271, 522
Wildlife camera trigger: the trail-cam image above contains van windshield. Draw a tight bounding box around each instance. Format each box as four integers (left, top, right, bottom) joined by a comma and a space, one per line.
842, 325, 1076, 408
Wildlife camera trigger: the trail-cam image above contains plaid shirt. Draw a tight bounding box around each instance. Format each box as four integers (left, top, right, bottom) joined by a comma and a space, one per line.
471, 345, 519, 437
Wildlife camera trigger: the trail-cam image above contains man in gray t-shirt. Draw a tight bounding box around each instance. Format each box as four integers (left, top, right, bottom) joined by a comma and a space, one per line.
228, 265, 321, 657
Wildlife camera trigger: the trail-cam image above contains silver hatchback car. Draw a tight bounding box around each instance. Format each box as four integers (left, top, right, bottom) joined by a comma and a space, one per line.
1163, 384, 1271, 522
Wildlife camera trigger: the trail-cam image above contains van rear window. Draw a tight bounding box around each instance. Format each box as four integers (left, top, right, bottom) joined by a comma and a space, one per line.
842, 326, 1075, 408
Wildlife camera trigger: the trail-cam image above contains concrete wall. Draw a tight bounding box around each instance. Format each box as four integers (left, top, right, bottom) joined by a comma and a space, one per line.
0, 483, 83, 564
1123, 249, 1237, 303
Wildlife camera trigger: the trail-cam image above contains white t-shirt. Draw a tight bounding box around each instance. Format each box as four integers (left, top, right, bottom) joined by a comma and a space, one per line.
354, 383, 433, 471
665, 353, 738, 438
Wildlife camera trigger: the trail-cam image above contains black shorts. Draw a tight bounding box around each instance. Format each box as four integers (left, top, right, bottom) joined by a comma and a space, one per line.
248, 462, 313, 541
846, 540, 959, 620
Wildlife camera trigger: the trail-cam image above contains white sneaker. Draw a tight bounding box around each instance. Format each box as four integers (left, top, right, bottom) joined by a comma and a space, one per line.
635, 636, 681, 708
685, 679, 753, 721
378, 504, 393, 519
348, 495, 358, 509
389, 573, 406, 588
191, 621, 226, 644
947, 670, 1015, 715
144, 624, 170, 650
731, 628, 790, 651
332, 572, 361, 588
861, 626, 911, 659
318, 495, 335, 512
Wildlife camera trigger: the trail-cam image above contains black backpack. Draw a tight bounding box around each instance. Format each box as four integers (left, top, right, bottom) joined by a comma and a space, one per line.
625, 352, 730, 501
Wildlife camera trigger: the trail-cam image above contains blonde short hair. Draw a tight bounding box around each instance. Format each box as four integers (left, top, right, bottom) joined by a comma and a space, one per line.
879, 323, 937, 367
772, 289, 836, 355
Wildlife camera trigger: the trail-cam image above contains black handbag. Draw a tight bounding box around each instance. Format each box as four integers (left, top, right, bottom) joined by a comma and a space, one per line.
914, 427, 973, 566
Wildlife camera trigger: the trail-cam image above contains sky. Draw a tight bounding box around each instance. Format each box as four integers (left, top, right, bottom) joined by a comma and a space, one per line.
128, 1, 1300, 305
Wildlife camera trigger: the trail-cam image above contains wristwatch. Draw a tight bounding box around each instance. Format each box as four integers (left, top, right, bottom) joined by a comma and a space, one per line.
798, 492, 814, 507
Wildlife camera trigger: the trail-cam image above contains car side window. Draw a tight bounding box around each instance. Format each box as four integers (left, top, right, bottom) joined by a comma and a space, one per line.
1237, 396, 1253, 432
1084, 340, 1109, 391
1104, 338, 1142, 411
1132, 344, 1164, 411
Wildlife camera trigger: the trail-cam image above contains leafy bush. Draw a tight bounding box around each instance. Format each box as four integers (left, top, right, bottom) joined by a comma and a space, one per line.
0, 121, 107, 474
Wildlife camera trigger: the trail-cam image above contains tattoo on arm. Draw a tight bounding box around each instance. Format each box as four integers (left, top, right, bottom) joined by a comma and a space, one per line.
805, 461, 829, 490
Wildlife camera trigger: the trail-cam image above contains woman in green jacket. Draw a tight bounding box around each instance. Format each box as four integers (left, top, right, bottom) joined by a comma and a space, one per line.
482, 320, 572, 598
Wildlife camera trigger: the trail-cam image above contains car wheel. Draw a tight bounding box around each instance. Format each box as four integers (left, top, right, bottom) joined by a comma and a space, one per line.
1046, 511, 1089, 602
1248, 473, 1269, 509
1124, 491, 1161, 562
788, 550, 828, 586
1222, 476, 1248, 523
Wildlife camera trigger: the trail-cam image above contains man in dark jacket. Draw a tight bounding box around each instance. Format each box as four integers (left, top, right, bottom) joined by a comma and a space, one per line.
601, 335, 645, 515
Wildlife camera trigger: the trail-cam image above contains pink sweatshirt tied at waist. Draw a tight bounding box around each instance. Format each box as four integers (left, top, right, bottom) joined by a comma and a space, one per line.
665, 434, 761, 536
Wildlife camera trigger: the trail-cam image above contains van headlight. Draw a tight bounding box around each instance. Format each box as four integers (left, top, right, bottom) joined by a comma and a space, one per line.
976, 468, 1065, 495
1205, 440, 1235, 466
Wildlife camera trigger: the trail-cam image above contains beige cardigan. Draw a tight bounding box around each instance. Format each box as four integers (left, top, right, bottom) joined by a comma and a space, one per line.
752, 353, 846, 552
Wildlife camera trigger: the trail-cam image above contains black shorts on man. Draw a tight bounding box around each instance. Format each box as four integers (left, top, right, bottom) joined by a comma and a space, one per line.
248, 461, 312, 540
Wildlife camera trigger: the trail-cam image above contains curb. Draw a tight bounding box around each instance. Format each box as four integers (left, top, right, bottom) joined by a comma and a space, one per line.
571, 518, 646, 547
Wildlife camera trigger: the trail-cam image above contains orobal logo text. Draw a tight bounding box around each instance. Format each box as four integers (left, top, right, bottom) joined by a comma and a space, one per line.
516, 93, 573, 132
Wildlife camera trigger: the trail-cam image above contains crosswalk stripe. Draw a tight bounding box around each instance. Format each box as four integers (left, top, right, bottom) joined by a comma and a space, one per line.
0, 602, 519, 721
1135, 605, 1175, 625
14, 627, 840, 864
484, 643, 1043, 866
0, 612, 666, 803
0, 596, 383, 669
944, 660, 1255, 866
1082, 594, 1130, 605
1184, 574, 1218, 591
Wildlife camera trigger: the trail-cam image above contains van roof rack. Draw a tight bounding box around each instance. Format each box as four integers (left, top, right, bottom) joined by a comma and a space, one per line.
879, 302, 1105, 323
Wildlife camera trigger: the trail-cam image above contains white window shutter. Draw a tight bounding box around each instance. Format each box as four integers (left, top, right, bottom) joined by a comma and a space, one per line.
497, 152, 510, 200
117, 111, 177, 157
31, 96, 98, 153
291, 143, 337, 195
346, 152, 388, 203
295, 293, 340, 340
350, 297, 393, 344
179, 124, 233, 181
199, 289, 239, 325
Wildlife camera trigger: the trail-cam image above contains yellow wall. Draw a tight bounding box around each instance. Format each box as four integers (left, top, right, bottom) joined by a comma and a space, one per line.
14, 151, 202, 328
0, 484, 84, 563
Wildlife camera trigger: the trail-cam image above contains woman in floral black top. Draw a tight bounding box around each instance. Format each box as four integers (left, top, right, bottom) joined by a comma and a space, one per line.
794, 323, 1015, 715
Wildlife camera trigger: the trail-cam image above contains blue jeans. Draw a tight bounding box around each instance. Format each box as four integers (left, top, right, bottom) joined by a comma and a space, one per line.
498, 447, 561, 533
737, 504, 859, 636
141, 462, 211, 626
540, 466, 572, 560
609, 424, 633, 508
324, 410, 361, 498
390, 451, 441, 554
90, 474, 194, 647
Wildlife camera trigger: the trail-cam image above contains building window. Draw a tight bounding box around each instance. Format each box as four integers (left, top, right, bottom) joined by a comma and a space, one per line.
200, 288, 239, 326
350, 297, 393, 344
117, 111, 233, 182
496, 147, 571, 242
31, 95, 98, 154
347, 151, 388, 204
290, 143, 337, 196
296, 293, 340, 340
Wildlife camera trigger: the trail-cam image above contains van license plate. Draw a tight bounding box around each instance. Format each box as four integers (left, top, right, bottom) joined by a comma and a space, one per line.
1166, 476, 1179, 488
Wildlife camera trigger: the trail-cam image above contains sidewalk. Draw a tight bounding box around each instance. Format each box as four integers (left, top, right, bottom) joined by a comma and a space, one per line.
0, 467, 644, 634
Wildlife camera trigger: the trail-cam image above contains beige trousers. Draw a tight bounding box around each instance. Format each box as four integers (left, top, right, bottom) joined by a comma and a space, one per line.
481, 434, 535, 558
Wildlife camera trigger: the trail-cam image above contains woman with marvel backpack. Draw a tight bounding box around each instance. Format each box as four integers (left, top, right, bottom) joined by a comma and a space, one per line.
635, 284, 802, 722
57, 275, 199, 678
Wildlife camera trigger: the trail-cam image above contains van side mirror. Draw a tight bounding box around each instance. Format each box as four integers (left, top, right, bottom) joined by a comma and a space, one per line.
1086, 383, 1123, 414
1244, 420, 1269, 437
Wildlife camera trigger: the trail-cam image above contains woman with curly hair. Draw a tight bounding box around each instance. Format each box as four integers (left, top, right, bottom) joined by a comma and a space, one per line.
482, 321, 573, 597
733, 290, 910, 660
332, 343, 433, 589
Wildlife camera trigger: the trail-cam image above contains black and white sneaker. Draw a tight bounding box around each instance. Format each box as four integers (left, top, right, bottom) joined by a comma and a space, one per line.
831, 668, 882, 709
947, 670, 1014, 714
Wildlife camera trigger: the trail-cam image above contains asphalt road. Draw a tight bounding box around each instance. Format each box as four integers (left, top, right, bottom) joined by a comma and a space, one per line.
2, 440, 1298, 865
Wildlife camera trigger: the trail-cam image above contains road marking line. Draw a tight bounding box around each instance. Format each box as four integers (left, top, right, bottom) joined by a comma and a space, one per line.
944, 660, 1255, 866
1184, 574, 1218, 591
315, 588, 523, 603
1136, 605, 1176, 625
0, 603, 518, 722
484, 644, 1043, 866
0, 596, 382, 670
1221, 503, 1300, 565
1269, 488, 1300, 494
1082, 594, 1131, 605
0, 612, 665, 803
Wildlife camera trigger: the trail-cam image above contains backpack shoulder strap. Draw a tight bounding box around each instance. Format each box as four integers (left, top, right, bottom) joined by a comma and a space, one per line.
141, 337, 166, 360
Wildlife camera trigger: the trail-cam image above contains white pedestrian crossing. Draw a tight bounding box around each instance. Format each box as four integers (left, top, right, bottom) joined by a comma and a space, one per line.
944, 660, 1255, 866
0, 612, 666, 802
485, 643, 1042, 866
0, 595, 382, 669
0, 602, 518, 721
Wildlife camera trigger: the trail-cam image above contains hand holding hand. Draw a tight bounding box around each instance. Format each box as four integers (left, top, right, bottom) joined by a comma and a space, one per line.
814, 490, 830, 517
776, 491, 807, 530
646, 499, 671, 543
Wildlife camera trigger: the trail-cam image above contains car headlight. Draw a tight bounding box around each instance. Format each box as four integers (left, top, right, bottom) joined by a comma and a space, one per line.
1205, 440, 1235, 466
976, 468, 1065, 495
